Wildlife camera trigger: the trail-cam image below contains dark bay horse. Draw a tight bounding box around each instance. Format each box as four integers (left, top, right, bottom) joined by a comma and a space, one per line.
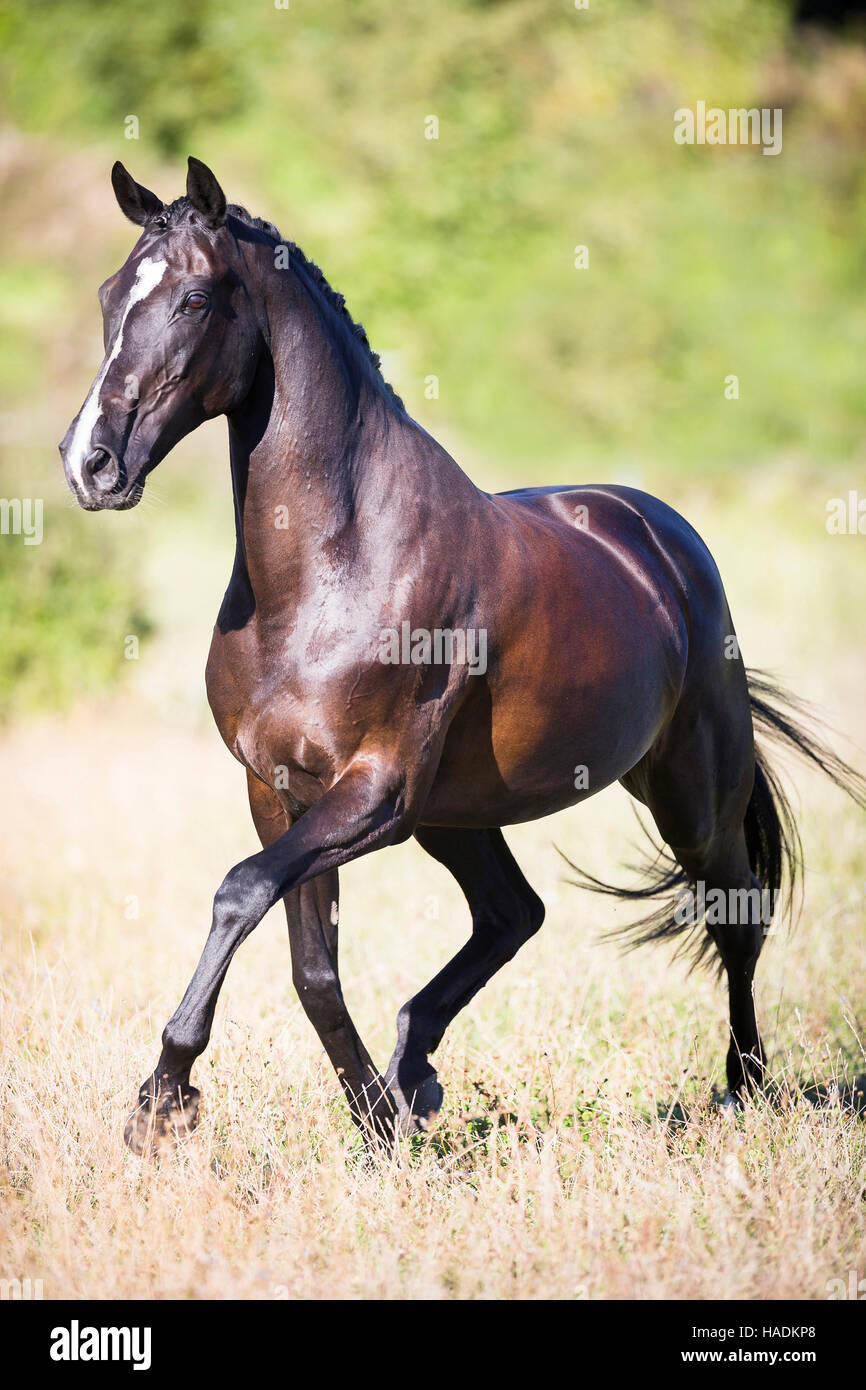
60, 159, 864, 1153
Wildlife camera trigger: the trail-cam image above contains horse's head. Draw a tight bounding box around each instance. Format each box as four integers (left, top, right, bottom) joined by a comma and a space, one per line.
60, 158, 262, 510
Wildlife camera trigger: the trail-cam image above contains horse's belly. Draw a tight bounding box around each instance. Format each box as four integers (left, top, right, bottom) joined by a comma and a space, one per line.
421, 670, 670, 828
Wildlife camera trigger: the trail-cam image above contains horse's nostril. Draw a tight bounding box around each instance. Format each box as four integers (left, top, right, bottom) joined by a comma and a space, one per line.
83, 448, 118, 491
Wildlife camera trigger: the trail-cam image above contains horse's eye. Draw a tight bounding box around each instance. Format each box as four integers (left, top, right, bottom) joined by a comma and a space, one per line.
182, 291, 209, 312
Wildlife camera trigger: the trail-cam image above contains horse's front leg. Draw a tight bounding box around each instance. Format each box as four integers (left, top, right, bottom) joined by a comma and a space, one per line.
244, 772, 391, 1143
124, 757, 407, 1154
284, 871, 398, 1141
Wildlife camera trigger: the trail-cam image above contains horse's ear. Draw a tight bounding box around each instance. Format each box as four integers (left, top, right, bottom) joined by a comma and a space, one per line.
186, 156, 226, 229
111, 162, 164, 226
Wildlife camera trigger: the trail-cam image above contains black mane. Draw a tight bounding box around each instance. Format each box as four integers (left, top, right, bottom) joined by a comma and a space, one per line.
158, 196, 404, 411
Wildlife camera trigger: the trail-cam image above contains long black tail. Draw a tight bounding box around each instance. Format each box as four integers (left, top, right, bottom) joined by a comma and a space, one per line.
560, 670, 866, 968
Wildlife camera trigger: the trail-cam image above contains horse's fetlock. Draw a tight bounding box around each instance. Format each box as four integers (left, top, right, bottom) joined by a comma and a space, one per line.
160, 1024, 199, 1067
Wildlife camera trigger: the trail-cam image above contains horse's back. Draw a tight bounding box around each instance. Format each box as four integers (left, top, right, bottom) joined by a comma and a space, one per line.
494, 481, 732, 655
496, 481, 717, 567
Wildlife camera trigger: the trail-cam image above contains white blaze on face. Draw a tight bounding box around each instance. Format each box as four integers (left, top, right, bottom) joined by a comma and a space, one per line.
66, 255, 167, 485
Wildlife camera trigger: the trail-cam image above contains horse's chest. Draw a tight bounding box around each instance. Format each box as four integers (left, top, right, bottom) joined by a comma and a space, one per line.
205, 625, 281, 766
204, 624, 335, 807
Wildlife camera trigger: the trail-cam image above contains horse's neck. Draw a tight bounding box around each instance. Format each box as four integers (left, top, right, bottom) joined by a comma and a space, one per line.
226, 259, 478, 617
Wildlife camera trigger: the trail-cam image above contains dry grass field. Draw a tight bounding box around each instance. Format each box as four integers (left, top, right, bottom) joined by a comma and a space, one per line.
1, 460, 865, 1301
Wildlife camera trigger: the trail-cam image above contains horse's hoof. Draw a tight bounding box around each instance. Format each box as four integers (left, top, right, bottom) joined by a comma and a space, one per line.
123, 1079, 200, 1156
411, 1074, 444, 1132
391, 1070, 444, 1137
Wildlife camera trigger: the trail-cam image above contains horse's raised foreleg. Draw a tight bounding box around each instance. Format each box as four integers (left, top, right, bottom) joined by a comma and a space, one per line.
124, 758, 407, 1154
384, 826, 545, 1132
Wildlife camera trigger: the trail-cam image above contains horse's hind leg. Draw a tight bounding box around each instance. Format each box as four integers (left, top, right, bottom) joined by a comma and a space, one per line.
385, 826, 545, 1131
674, 833, 766, 1097
637, 686, 767, 1099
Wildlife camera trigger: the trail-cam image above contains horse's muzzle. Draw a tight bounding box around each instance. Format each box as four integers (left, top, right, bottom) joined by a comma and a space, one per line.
59, 438, 143, 511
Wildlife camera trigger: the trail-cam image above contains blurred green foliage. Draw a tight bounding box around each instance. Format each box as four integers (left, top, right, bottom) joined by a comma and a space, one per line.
0, 0, 250, 156
0, 493, 153, 721
0, 0, 864, 717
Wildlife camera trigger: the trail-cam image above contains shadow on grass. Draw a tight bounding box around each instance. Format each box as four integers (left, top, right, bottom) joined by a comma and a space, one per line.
350, 1070, 866, 1175
657, 1073, 866, 1129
